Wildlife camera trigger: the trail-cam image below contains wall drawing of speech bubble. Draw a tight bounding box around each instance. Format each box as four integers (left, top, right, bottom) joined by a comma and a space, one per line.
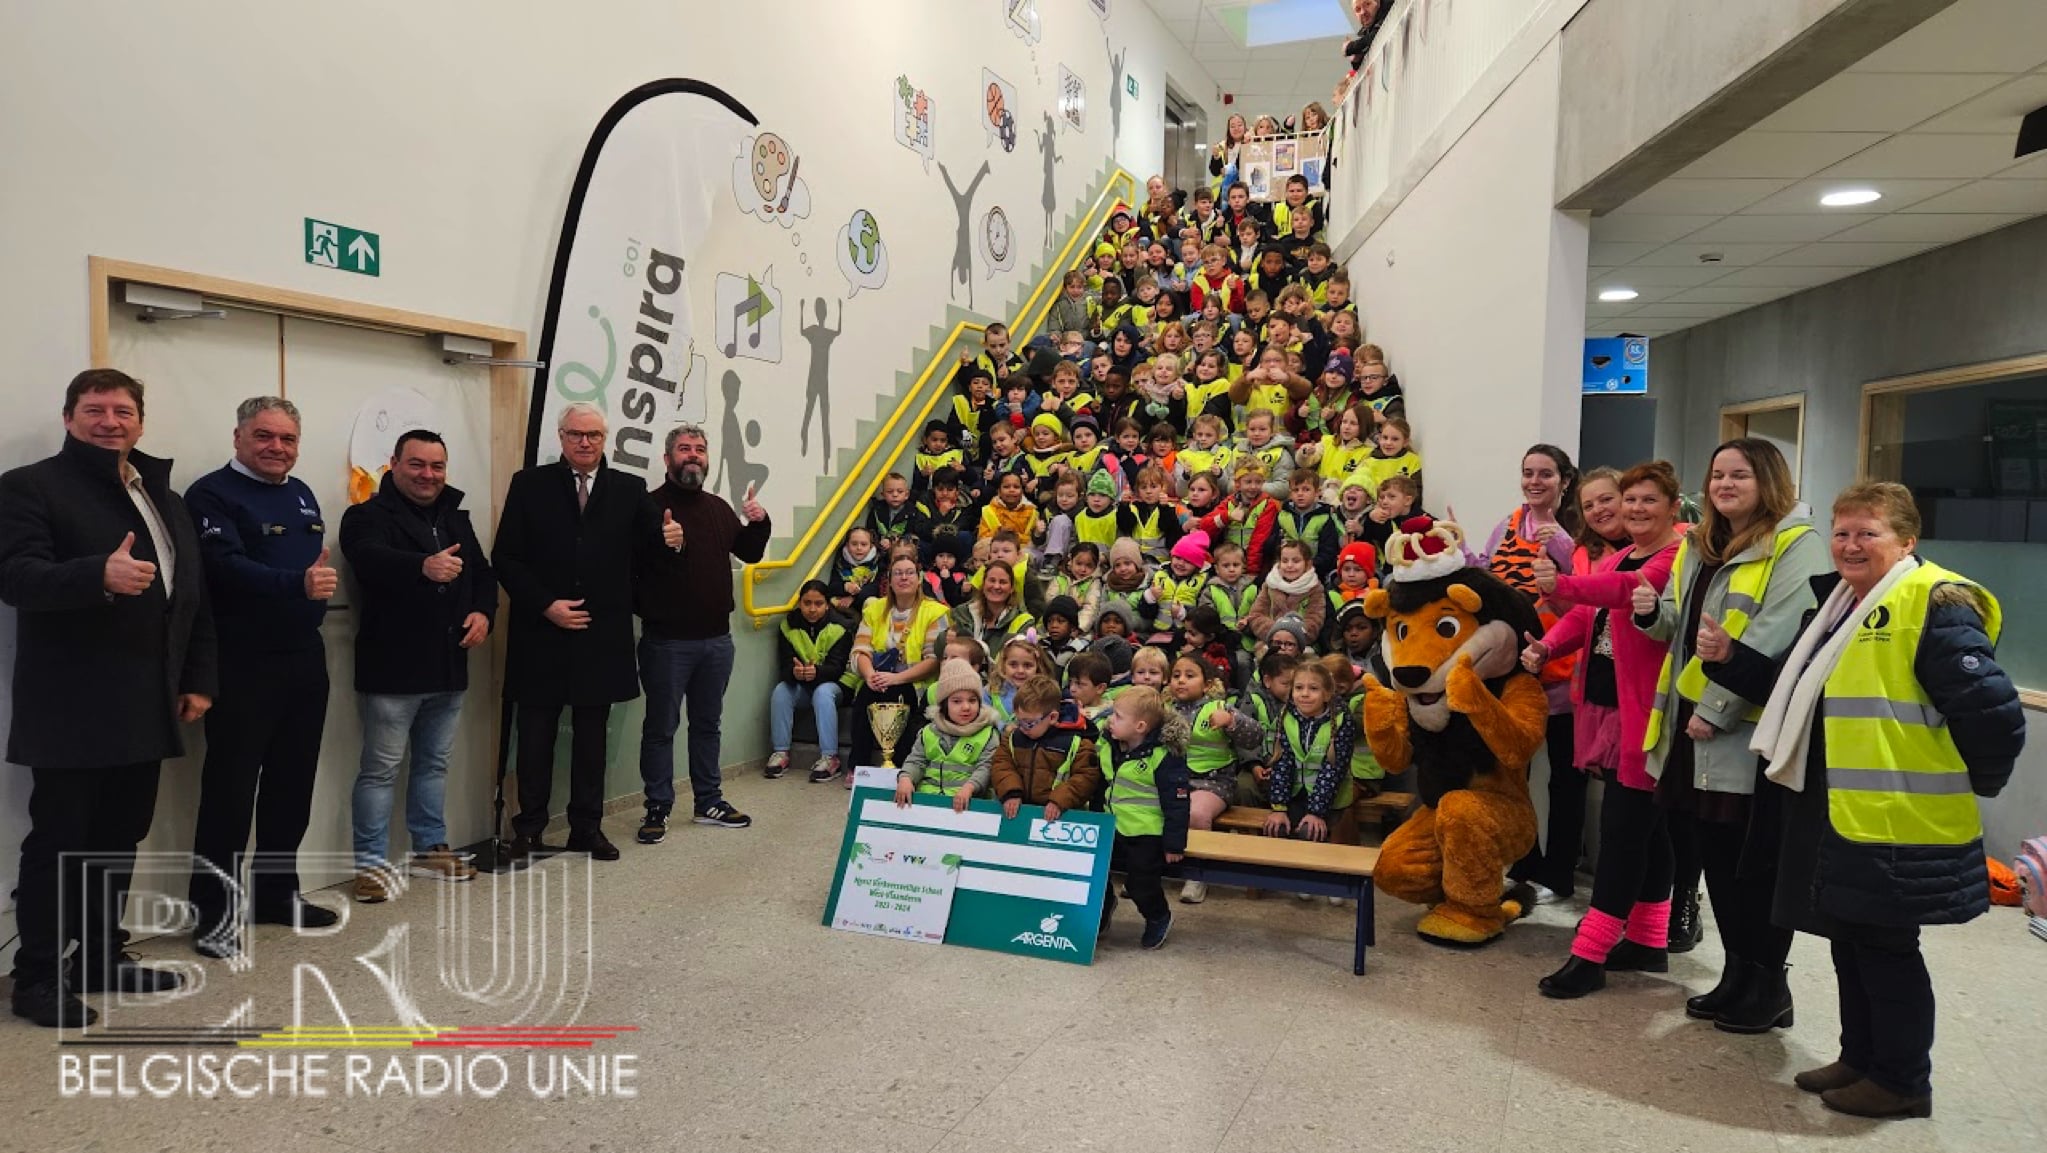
981, 205, 1014, 280
891, 75, 936, 172
731, 131, 812, 227
835, 209, 890, 297
981, 69, 1018, 153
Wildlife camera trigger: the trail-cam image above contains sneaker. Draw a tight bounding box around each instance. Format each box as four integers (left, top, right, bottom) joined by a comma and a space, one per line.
11, 979, 96, 1028
637, 808, 669, 845
808, 755, 844, 784
1140, 911, 1174, 950
694, 800, 752, 829
1179, 880, 1208, 905
408, 845, 478, 883
354, 869, 394, 903
764, 752, 792, 779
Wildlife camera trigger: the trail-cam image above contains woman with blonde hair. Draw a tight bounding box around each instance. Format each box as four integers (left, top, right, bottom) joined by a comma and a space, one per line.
1642, 439, 1829, 1033
1743, 481, 2021, 1117
848, 545, 952, 773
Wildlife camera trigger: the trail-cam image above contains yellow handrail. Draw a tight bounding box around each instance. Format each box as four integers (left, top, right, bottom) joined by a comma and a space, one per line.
742, 168, 1137, 623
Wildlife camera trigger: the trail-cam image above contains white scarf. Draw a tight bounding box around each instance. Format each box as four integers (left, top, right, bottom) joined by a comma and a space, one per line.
1263, 566, 1321, 598
1750, 557, 1916, 792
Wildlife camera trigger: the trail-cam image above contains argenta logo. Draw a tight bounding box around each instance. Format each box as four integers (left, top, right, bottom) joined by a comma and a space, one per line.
1010, 912, 1078, 953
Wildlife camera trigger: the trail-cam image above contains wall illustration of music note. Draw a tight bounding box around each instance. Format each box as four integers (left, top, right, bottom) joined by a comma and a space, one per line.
713, 269, 783, 364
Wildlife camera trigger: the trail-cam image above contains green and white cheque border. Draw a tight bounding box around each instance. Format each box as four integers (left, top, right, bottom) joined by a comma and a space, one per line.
823, 782, 1116, 965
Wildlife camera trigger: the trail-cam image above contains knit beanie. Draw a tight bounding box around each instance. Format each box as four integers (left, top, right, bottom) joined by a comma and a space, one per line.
934, 658, 983, 705
1267, 615, 1312, 653
1030, 413, 1066, 441
1094, 600, 1138, 634
1086, 469, 1118, 499
932, 534, 972, 565
1323, 351, 1354, 382
1337, 541, 1378, 578
1088, 634, 1134, 678
1108, 537, 1144, 571
1044, 595, 1082, 627
1171, 529, 1212, 569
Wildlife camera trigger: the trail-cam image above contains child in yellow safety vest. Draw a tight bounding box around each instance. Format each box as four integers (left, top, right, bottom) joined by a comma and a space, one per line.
768, 581, 856, 782
1166, 653, 1265, 905
1204, 541, 1260, 655
895, 658, 1001, 814
1096, 686, 1192, 949
1262, 659, 1361, 846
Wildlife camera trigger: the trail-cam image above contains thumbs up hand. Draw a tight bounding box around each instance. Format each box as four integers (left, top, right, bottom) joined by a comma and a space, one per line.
1631, 572, 1658, 617
1532, 549, 1558, 594
661, 507, 685, 550
104, 531, 157, 596
422, 543, 464, 583
1695, 612, 1731, 663
742, 483, 766, 524
304, 546, 339, 600
1519, 630, 1548, 674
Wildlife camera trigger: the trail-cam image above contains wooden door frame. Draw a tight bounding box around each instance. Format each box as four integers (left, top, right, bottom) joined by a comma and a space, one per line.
1718, 391, 1807, 494
87, 256, 530, 519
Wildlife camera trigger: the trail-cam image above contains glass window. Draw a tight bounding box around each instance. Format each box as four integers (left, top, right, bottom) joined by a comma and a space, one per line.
1866, 370, 2047, 689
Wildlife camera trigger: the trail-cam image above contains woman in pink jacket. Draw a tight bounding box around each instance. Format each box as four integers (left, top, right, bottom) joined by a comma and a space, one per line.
1522, 461, 1687, 999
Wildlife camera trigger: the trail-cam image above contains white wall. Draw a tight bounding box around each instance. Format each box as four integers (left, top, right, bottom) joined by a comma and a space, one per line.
0, 0, 1217, 933
1346, 39, 1589, 537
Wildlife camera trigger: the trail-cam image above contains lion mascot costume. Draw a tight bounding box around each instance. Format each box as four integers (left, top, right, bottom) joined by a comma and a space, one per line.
1361, 515, 1547, 946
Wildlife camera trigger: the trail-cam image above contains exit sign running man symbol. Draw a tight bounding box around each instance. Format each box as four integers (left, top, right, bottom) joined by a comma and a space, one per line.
305, 218, 381, 277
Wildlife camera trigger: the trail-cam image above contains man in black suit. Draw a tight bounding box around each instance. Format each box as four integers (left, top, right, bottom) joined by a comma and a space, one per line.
0, 368, 217, 1027
494, 402, 678, 861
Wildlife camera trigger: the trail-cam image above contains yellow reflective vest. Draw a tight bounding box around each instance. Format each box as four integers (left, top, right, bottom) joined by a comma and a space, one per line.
1644, 525, 1813, 750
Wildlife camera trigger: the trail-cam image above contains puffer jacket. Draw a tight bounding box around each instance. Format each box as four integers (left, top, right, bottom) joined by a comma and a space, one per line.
1735, 571, 2024, 931
990, 720, 1103, 811
1641, 512, 1829, 793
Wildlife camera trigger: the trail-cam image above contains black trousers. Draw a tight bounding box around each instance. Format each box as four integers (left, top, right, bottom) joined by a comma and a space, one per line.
848, 683, 924, 770
189, 645, 329, 924
1669, 808, 1702, 902
1698, 815, 1791, 967
1110, 834, 1169, 922
10, 762, 161, 987
513, 703, 610, 839
1510, 711, 1584, 895
1587, 781, 1672, 919
1831, 923, 1934, 1098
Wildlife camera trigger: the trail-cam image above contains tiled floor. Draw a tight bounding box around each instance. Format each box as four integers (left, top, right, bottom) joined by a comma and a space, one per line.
2, 768, 2041, 1153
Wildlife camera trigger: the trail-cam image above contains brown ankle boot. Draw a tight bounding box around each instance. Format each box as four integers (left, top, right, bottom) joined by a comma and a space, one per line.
1821, 1079, 1932, 1119
1793, 1060, 1862, 1094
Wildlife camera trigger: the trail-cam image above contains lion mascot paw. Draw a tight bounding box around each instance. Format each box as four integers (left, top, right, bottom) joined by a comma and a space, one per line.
1361, 516, 1547, 948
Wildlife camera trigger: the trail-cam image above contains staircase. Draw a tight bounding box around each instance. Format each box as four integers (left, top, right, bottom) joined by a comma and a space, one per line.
743, 161, 1136, 623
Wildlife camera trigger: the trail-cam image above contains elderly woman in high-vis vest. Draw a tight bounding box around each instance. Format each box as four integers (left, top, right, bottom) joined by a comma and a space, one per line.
1741, 482, 2022, 1119
1640, 438, 1828, 1034
848, 546, 952, 774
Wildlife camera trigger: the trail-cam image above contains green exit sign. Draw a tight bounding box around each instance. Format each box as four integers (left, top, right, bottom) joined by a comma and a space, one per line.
305, 217, 380, 277
1126, 75, 1138, 98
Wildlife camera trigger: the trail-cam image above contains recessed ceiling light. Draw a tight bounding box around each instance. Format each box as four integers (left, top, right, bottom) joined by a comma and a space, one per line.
1820, 188, 1882, 207
1598, 288, 1639, 302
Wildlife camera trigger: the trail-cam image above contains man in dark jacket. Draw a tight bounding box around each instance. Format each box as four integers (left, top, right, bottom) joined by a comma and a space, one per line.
184, 396, 341, 958
339, 429, 495, 902
495, 403, 674, 861
635, 422, 771, 842
0, 369, 217, 1027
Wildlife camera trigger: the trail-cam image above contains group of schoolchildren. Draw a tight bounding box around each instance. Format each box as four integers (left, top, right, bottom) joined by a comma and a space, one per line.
772, 169, 1440, 950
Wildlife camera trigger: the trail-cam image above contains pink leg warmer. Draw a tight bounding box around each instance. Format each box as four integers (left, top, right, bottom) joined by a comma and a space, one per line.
1624, 899, 1670, 948
1570, 908, 1627, 964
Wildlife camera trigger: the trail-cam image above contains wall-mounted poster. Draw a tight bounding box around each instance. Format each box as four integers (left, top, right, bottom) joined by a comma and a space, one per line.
1273, 139, 1298, 178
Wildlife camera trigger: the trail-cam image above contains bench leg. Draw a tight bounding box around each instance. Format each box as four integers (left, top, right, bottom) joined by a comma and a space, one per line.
1353, 880, 1367, 975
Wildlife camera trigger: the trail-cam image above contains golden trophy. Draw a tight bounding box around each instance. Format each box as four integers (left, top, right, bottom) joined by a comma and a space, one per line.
868, 701, 910, 769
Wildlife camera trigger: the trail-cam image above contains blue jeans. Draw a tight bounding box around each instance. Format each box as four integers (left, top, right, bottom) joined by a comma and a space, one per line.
771, 680, 843, 756
352, 691, 464, 870
639, 633, 735, 814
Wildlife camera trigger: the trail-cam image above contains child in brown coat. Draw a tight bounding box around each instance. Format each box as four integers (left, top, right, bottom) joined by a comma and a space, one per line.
990, 675, 1104, 821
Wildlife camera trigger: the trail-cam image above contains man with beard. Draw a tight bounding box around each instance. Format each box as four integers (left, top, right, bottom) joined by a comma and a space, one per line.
634, 421, 771, 843
495, 402, 679, 862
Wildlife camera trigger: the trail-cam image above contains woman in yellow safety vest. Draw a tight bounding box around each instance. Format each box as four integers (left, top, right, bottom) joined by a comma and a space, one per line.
849, 546, 953, 774
1744, 482, 2022, 1120
1641, 438, 1829, 1035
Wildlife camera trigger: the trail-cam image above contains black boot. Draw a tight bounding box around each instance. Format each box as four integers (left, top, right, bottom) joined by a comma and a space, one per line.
1668, 889, 1703, 954
1604, 939, 1669, 973
1714, 960, 1793, 1034
1537, 955, 1606, 999
1685, 952, 1748, 1020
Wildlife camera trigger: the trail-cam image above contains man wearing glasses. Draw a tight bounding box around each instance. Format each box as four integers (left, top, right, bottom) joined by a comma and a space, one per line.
494, 403, 679, 861
633, 422, 770, 842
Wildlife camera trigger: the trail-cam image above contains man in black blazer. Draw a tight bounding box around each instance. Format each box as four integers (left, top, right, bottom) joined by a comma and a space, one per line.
0, 369, 217, 1027
494, 402, 678, 860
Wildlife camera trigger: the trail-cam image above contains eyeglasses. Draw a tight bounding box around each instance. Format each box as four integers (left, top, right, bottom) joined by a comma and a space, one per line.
1357, 373, 1387, 383
560, 430, 605, 443
1013, 711, 1053, 729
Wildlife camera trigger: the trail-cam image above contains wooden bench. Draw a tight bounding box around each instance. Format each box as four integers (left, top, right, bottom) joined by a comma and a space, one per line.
1180, 830, 1381, 975
1211, 794, 1415, 837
